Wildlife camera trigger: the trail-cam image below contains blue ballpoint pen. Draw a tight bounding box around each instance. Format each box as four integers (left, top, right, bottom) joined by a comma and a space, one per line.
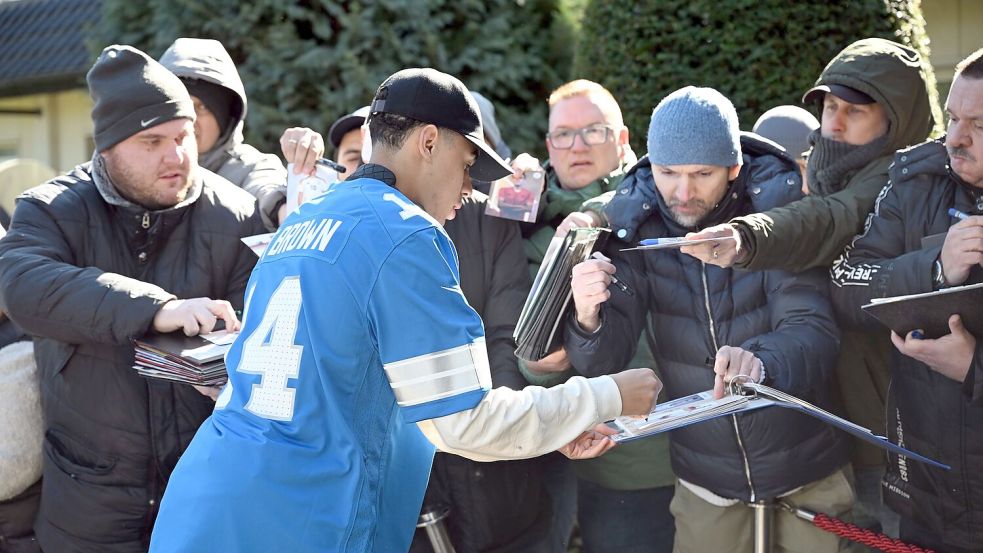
623, 236, 736, 251
639, 237, 690, 246
949, 207, 971, 220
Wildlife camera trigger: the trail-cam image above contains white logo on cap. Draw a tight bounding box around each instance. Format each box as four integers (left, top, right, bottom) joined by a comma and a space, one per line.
140, 116, 161, 127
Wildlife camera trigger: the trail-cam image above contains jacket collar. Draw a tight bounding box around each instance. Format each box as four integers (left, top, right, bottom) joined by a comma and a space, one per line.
348, 162, 397, 188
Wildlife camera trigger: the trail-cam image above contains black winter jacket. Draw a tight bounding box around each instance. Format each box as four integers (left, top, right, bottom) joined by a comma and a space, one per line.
0, 163, 264, 552
831, 139, 983, 549
412, 194, 553, 553
566, 135, 849, 502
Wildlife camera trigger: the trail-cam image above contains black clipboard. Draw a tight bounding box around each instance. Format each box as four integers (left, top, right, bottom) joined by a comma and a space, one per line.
861, 282, 983, 339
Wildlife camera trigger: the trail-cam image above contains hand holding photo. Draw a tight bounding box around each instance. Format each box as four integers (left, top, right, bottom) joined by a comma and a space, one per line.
286, 161, 340, 214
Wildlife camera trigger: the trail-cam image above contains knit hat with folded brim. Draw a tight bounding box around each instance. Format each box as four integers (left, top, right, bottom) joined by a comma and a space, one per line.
648, 86, 741, 167
87, 45, 195, 152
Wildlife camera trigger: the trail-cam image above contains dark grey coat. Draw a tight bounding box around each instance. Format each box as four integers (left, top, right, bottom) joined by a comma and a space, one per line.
0, 163, 264, 552
831, 138, 983, 549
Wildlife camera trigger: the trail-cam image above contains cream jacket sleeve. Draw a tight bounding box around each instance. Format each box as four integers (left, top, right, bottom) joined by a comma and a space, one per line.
416, 374, 622, 462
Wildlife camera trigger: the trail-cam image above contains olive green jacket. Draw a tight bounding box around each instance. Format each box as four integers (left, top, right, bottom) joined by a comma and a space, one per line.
732, 38, 940, 468
732, 37, 940, 272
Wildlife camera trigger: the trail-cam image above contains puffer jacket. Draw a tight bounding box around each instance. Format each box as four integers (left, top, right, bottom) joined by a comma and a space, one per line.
831, 138, 983, 549
566, 134, 850, 501
161, 38, 287, 230
0, 163, 265, 552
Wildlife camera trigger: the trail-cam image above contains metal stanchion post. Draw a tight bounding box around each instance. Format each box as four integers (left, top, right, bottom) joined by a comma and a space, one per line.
417, 504, 456, 553
751, 499, 775, 553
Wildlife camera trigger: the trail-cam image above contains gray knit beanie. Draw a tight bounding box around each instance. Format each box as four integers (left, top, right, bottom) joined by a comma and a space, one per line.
87, 45, 195, 151
753, 105, 819, 159
647, 86, 741, 167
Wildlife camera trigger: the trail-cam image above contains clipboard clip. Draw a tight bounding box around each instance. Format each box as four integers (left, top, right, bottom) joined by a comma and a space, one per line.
728, 374, 758, 398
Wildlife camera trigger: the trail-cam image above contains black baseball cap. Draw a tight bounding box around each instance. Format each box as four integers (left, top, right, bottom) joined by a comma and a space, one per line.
802, 83, 875, 105
368, 68, 512, 181
328, 105, 370, 150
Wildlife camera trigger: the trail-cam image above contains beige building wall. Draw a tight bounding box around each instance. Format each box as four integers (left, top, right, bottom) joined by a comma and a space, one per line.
923, 0, 983, 94
0, 89, 93, 174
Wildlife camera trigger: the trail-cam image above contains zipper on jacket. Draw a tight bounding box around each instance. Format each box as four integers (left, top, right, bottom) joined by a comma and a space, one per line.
701, 263, 756, 501
142, 212, 150, 229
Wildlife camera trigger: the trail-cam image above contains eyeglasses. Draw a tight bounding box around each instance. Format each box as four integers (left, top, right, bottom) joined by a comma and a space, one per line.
546, 125, 613, 149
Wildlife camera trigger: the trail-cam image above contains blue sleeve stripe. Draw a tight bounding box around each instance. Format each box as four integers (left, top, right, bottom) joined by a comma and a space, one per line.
400, 388, 488, 423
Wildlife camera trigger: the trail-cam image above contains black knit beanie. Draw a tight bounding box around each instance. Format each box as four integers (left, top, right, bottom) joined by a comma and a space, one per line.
87, 45, 196, 151
181, 78, 237, 140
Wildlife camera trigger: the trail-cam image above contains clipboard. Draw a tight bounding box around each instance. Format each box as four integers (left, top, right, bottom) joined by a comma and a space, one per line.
861, 281, 983, 339
608, 379, 949, 470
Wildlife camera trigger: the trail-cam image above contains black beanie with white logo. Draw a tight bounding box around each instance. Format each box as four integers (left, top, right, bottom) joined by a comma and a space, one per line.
87, 45, 196, 151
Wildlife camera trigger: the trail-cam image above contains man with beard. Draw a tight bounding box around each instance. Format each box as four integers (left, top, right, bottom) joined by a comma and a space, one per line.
678, 38, 939, 536
830, 48, 983, 553
565, 87, 858, 552
0, 45, 266, 552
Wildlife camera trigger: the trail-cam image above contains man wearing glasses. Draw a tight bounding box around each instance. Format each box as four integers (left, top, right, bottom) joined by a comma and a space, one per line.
506, 80, 678, 553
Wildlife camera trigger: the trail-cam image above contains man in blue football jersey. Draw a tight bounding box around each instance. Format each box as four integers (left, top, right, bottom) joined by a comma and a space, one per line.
149, 68, 661, 553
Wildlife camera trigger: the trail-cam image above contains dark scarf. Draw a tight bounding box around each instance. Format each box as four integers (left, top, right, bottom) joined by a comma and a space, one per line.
805, 129, 888, 197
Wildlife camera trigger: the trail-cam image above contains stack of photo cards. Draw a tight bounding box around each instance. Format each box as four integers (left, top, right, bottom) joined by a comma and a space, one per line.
132, 330, 238, 387
514, 227, 609, 361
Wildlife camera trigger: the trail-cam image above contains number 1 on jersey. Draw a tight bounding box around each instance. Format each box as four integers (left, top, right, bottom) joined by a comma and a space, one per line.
237, 277, 304, 421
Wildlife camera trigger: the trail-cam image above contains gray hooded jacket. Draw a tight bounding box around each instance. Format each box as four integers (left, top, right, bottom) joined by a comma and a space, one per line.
161, 38, 287, 230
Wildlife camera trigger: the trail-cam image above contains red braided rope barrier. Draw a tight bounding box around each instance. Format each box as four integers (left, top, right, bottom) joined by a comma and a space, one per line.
811, 513, 934, 553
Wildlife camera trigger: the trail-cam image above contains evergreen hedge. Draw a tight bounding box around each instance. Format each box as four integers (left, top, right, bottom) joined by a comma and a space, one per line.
94, 0, 577, 158
573, 0, 938, 154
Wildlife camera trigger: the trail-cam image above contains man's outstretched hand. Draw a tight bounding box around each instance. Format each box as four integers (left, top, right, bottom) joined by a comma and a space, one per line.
152, 298, 240, 337
558, 424, 619, 460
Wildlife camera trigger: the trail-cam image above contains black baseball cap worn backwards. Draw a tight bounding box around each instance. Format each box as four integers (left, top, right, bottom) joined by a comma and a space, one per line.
369, 68, 513, 181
